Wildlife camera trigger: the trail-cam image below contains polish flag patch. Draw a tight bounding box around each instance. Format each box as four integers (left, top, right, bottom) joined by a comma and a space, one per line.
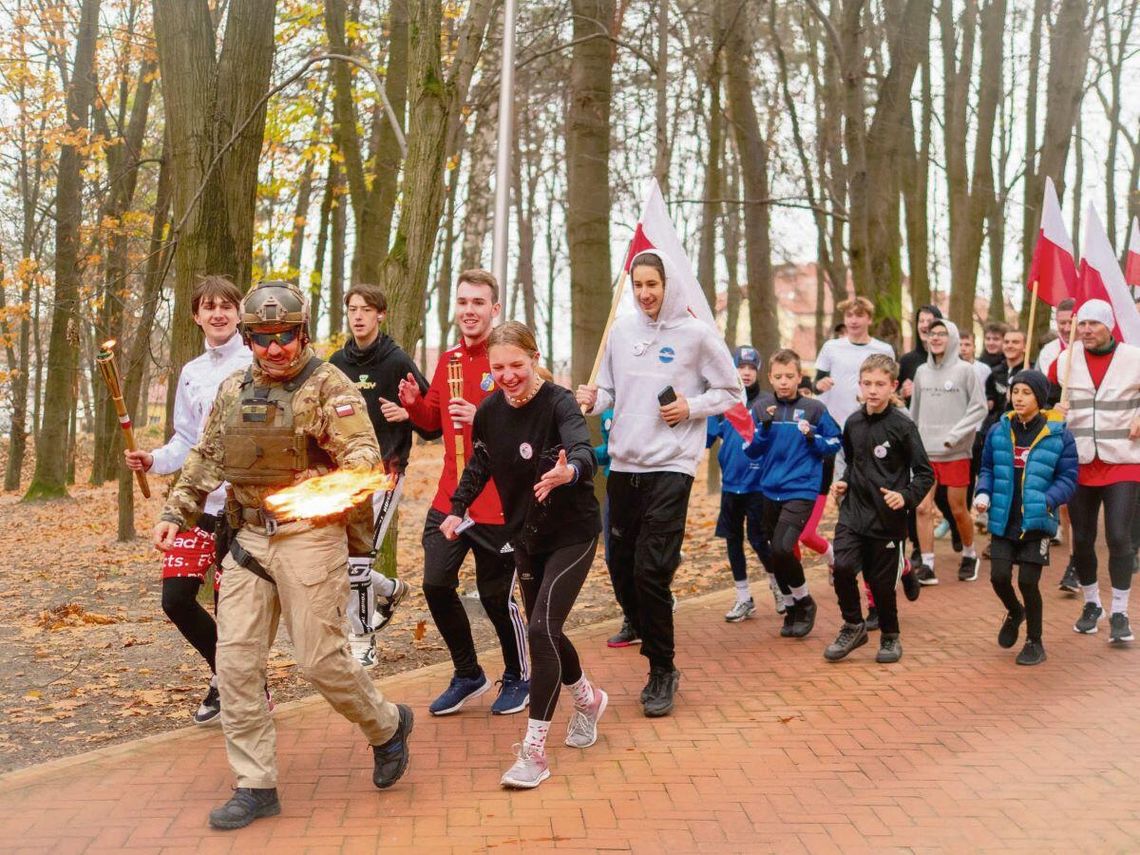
335, 403, 356, 418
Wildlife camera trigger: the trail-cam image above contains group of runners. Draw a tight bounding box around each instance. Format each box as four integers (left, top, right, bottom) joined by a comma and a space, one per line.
134, 256, 1140, 829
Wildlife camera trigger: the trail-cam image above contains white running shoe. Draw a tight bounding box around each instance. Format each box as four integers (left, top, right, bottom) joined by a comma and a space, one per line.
500, 744, 550, 789
193, 675, 221, 726
374, 577, 410, 632
349, 633, 377, 668
565, 688, 608, 749
724, 598, 756, 623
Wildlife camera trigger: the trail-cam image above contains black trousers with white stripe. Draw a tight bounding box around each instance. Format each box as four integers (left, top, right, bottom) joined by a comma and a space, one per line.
832, 524, 904, 635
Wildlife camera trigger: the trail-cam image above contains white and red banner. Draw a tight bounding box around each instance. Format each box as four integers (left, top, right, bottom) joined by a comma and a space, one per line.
1075, 206, 1140, 344
622, 179, 754, 442
1025, 176, 1078, 307
1126, 217, 1140, 290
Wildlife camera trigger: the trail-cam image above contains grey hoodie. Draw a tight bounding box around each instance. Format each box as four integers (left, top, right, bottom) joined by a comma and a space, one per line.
908, 320, 987, 461
591, 250, 742, 476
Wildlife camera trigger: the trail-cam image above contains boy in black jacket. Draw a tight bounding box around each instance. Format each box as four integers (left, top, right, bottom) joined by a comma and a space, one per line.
825, 354, 934, 664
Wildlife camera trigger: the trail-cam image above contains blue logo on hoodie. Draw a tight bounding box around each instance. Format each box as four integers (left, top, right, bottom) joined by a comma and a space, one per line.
658, 346, 676, 363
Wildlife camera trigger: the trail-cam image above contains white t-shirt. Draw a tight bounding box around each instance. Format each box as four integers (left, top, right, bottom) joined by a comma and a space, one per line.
969, 359, 991, 391
816, 337, 896, 427
1035, 337, 1063, 376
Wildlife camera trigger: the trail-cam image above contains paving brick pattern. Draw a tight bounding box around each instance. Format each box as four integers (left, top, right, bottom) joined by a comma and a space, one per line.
2, 541, 1139, 853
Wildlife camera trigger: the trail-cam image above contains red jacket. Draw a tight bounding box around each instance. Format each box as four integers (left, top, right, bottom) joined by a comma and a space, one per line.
407, 338, 505, 524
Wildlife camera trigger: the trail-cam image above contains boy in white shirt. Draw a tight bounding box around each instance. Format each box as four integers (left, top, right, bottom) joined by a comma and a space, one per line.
814, 297, 896, 430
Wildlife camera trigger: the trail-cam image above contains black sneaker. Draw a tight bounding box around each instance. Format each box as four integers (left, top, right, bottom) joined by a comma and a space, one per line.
915, 564, 938, 586
1109, 612, 1134, 644
958, 556, 978, 582
789, 596, 817, 638
876, 633, 903, 663
374, 577, 410, 632
780, 600, 797, 637
373, 703, 414, 788
642, 667, 681, 718
823, 622, 868, 661
1016, 639, 1047, 665
1058, 560, 1080, 594
998, 608, 1024, 649
865, 606, 880, 632
208, 787, 281, 830
607, 618, 641, 648
193, 676, 221, 726
901, 560, 921, 602
1074, 602, 1105, 634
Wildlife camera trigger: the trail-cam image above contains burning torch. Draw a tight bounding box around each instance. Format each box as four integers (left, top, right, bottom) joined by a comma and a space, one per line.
96, 340, 150, 498
447, 352, 466, 474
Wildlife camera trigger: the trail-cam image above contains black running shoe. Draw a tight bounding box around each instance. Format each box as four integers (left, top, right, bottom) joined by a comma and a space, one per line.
901, 562, 921, 602
1109, 612, 1134, 644
823, 622, 868, 662
1016, 639, 1046, 665
780, 600, 797, 637
1074, 602, 1105, 634
915, 564, 938, 586
998, 608, 1024, 649
958, 556, 978, 582
373, 703, 414, 788
607, 618, 641, 648
789, 596, 817, 638
208, 787, 280, 830
1058, 561, 1079, 594
193, 677, 221, 726
642, 667, 681, 718
865, 606, 880, 632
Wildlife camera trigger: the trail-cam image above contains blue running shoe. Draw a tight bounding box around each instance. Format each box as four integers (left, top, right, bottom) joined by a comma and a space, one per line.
429, 670, 490, 716
491, 672, 530, 715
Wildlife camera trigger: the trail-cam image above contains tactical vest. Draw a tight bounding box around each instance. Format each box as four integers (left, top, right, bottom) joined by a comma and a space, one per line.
222, 356, 335, 487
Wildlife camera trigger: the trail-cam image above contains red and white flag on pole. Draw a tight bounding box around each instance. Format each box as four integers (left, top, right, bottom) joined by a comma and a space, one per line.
1075, 206, 1140, 344
1025, 176, 1078, 307
1125, 217, 1140, 289
622, 179, 754, 443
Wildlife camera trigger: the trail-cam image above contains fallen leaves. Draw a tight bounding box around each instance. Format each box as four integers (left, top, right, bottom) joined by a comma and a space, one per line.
36, 603, 121, 630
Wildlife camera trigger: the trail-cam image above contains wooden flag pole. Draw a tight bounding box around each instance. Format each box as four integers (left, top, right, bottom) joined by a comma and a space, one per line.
1022, 279, 1039, 371
580, 261, 631, 414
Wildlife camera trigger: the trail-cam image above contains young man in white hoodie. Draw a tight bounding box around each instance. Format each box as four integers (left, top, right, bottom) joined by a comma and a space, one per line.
909, 319, 988, 585
576, 250, 740, 718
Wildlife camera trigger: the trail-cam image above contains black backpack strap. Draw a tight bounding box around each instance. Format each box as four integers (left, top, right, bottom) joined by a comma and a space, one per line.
228, 540, 276, 586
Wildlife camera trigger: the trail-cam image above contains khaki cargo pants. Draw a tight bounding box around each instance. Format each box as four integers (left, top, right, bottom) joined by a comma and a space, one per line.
217, 520, 400, 788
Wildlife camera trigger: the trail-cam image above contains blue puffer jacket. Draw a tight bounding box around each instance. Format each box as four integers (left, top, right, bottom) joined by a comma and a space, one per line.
976, 410, 1078, 538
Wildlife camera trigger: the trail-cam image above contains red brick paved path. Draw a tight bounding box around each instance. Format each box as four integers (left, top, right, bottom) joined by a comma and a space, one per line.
2, 542, 1139, 853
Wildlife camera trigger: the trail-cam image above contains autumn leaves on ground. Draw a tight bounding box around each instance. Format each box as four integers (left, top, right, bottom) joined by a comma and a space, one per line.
0, 435, 831, 773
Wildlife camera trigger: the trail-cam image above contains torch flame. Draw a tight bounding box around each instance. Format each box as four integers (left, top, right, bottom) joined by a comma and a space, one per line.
102, 339, 117, 350
264, 469, 395, 522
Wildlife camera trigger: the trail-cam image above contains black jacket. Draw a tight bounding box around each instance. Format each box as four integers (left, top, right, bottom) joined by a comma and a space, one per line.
330, 334, 441, 472
838, 405, 934, 540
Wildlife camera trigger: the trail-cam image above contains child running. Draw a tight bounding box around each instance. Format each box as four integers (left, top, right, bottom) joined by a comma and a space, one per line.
707, 345, 776, 621
745, 349, 842, 638
974, 370, 1077, 665
825, 354, 934, 664
441, 322, 605, 790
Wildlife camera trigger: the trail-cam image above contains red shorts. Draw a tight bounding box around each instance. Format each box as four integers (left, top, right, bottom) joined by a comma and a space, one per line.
931, 459, 971, 488
161, 526, 217, 583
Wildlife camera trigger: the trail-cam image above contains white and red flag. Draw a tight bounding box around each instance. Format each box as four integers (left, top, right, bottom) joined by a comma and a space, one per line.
1025, 176, 1078, 307
1125, 217, 1140, 289
622, 179, 754, 442
1075, 206, 1140, 343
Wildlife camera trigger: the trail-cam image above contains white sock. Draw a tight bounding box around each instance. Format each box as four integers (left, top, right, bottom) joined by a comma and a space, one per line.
921, 552, 935, 570
962, 545, 976, 559
523, 718, 550, 756
791, 583, 810, 601
734, 579, 751, 601
783, 593, 795, 608
372, 572, 396, 598
824, 544, 835, 567
569, 674, 594, 709
1082, 584, 1102, 607
1111, 588, 1130, 616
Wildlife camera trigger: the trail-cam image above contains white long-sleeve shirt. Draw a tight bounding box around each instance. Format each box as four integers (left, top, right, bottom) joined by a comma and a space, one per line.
150, 333, 251, 517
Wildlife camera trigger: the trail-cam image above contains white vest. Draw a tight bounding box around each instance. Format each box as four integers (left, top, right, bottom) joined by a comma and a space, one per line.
1063, 341, 1140, 465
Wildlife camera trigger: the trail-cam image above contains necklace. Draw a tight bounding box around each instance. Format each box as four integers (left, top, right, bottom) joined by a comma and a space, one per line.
508, 378, 543, 407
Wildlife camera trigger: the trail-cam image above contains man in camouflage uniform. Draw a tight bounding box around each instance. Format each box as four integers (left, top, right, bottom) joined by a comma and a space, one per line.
153, 281, 413, 831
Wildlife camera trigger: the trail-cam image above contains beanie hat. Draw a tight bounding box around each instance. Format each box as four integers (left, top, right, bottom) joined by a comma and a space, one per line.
733, 346, 761, 370
1074, 299, 1114, 329
1010, 369, 1050, 411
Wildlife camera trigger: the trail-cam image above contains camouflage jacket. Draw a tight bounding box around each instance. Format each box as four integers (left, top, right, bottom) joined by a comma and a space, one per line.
160, 346, 381, 528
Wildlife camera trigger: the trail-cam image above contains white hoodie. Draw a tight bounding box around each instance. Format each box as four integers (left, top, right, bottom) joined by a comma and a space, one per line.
591, 250, 741, 476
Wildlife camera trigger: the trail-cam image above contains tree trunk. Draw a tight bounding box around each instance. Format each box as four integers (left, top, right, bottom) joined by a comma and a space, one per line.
330, 162, 347, 336
724, 156, 742, 350
310, 156, 337, 334
567, 0, 616, 386
512, 104, 538, 332
25, 0, 101, 501
460, 94, 498, 271
654, 0, 669, 192
696, 48, 723, 313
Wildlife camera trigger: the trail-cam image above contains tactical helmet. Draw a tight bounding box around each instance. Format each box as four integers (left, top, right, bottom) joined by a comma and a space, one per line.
240, 280, 309, 331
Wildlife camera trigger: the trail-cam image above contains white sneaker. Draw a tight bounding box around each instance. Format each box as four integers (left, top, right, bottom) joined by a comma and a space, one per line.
374, 577, 410, 631
500, 744, 550, 789
724, 598, 756, 622
349, 633, 377, 668
565, 688, 608, 749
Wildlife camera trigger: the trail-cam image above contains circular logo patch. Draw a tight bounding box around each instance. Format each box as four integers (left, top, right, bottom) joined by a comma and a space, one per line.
874, 443, 888, 459
519, 442, 533, 460
658, 346, 675, 364
943, 380, 954, 391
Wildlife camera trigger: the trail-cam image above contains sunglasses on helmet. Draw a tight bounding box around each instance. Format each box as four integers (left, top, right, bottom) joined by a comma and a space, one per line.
249, 329, 300, 348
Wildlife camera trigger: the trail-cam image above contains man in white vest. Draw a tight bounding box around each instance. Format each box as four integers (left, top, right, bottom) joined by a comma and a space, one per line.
1049, 299, 1140, 643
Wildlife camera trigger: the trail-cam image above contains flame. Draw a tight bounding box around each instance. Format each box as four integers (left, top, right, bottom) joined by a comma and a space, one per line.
102, 339, 117, 350
264, 469, 395, 522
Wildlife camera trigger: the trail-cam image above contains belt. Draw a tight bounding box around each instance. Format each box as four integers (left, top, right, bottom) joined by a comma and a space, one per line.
242, 507, 281, 535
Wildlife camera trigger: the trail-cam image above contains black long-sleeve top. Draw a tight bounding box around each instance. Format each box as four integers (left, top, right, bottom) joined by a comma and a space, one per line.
450, 382, 601, 552
838, 404, 935, 540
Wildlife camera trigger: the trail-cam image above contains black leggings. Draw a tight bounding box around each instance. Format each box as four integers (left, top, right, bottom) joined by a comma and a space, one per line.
161, 577, 217, 673
762, 498, 815, 593
990, 559, 1044, 642
516, 537, 597, 722
1071, 481, 1139, 591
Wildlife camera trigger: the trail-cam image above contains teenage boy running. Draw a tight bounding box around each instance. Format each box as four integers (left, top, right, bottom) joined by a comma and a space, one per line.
745, 349, 842, 638
814, 297, 895, 431
398, 270, 530, 715
330, 283, 438, 667
824, 355, 934, 664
